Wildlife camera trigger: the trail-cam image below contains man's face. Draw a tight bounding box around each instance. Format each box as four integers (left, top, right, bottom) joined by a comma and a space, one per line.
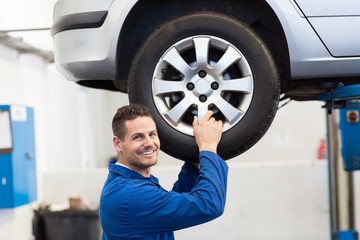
114, 116, 160, 176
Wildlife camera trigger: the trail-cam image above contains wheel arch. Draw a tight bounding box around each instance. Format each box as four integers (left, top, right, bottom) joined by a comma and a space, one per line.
115, 0, 291, 93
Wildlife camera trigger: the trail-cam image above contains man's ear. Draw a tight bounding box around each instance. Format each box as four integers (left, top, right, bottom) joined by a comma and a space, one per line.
113, 136, 122, 152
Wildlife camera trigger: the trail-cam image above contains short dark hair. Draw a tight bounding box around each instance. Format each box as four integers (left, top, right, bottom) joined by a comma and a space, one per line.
112, 104, 153, 140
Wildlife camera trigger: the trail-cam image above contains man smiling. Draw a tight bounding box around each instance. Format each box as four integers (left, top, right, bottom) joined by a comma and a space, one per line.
100, 104, 228, 240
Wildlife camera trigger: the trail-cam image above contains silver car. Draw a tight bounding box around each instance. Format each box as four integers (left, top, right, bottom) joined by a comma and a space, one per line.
51, 0, 360, 161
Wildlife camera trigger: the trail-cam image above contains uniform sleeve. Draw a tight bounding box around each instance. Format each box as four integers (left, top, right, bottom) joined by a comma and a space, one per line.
127, 151, 228, 237
172, 161, 200, 193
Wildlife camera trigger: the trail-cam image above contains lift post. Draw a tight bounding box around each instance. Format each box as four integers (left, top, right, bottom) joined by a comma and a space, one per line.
320, 84, 360, 240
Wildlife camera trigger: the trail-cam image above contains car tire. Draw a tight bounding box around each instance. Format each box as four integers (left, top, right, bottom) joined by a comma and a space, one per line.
128, 12, 280, 161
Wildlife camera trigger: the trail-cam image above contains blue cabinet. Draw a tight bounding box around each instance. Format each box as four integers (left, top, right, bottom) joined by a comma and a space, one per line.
0, 105, 37, 208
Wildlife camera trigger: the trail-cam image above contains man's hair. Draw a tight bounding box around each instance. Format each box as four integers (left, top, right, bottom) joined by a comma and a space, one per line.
112, 103, 153, 140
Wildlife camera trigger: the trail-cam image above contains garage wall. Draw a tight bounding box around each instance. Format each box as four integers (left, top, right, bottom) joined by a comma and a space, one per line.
39, 161, 360, 240
44, 64, 128, 170
0, 44, 126, 239
0, 44, 127, 172
234, 99, 327, 164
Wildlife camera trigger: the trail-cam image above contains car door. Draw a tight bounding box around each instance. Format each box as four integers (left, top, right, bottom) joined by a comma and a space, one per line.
294, 0, 360, 57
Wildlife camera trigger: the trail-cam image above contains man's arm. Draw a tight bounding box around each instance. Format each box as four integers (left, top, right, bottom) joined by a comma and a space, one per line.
124, 111, 227, 236
172, 111, 223, 193
172, 161, 200, 193
172, 110, 223, 193
127, 151, 228, 236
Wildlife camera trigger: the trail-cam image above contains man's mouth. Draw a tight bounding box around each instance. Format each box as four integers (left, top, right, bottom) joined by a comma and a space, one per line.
138, 150, 156, 156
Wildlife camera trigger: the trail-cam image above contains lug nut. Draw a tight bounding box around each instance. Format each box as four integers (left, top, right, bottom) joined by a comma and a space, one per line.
187, 82, 195, 90
199, 95, 207, 102
211, 82, 219, 90
198, 70, 207, 78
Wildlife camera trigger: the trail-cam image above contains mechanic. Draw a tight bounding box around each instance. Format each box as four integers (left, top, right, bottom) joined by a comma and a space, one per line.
100, 103, 228, 240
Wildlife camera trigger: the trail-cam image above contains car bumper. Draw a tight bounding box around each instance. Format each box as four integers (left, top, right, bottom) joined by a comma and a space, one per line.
52, 0, 137, 81
51, 11, 108, 37
53, 27, 117, 81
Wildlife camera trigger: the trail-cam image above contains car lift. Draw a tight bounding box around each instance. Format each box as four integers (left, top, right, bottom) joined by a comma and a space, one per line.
319, 84, 360, 240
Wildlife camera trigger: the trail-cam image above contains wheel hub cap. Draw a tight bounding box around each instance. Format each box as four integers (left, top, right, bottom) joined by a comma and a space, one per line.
194, 78, 212, 97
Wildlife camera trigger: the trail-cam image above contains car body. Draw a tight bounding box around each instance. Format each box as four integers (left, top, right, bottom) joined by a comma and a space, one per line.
51, 0, 360, 161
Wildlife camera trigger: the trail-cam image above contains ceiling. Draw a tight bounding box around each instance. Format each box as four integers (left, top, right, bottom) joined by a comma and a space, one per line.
0, 0, 57, 62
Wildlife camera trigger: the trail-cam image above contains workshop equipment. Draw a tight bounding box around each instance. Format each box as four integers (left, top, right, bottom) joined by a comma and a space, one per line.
0, 105, 37, 208
320, 84, 360, 240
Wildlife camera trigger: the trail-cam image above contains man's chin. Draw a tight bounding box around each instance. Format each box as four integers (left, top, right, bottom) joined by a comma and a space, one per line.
141, 160, 157, 169
138, 156, 157, 165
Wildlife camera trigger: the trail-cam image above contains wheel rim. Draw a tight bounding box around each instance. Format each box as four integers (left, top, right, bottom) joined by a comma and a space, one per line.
152, 35, 254, 136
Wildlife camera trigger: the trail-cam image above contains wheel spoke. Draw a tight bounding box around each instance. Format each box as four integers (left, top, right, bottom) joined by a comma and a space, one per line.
196, 103, 209, 122
153, 77, 184, 96
162, 47, 193, 75
164, 98, 192, 126
193, 37, 210, 69
215, 97, 244, 124
213, 46, 241, 74
221, 75, 253, 94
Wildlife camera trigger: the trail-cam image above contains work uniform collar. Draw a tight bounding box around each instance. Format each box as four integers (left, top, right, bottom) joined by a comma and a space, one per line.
108, 160, 159, 185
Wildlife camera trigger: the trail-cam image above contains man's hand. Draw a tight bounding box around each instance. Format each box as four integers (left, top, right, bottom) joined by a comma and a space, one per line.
192, 111, 223, 153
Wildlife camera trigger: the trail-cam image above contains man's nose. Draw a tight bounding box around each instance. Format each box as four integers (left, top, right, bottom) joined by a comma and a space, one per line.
143, 135, 155, 146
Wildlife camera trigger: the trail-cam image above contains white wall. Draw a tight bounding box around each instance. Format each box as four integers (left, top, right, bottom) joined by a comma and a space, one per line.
0, 44, 127, 172
234, 99, 327, 163
0, 44, 127, 239
39, 161, 360, 240
44, 64, 128, 170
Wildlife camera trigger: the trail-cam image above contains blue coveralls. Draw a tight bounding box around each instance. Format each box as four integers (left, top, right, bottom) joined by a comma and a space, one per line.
100, 151, 228, 240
